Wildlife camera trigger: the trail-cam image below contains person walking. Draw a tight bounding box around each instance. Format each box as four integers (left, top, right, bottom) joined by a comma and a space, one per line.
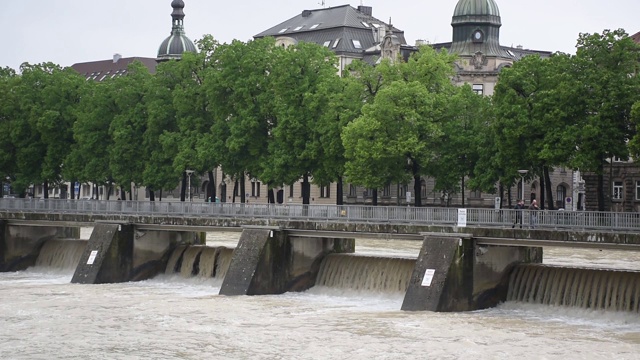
512, 199, 524, 228
528, 199, 539, 228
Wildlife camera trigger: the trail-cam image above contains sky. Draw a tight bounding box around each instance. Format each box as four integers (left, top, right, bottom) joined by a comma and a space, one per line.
2, 0, 638, 71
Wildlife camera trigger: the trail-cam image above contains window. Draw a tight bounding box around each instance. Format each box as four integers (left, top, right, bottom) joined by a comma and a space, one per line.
636, 181, 640, 200
470, 190, 481, 198
310, 24, 320, 29
382, 184, 391, 197
349, 184, 357, 197
320, 185, 330, 198
613, 181, 623, 200
421, 180, 427, 198
289, 185, 294, 198
332, 38, 341, 49
323, 40, 331, 47
278, 28, 288, 34
472, 84, 484, 95
352, 39, 362, 49
361, 22, 370, 28
294, 25, 304, 31
251, 181, 261, 197
556, 185, 567, 203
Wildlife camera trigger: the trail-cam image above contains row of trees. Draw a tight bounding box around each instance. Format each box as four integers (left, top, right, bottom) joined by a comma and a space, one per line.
1, 30, 639, 210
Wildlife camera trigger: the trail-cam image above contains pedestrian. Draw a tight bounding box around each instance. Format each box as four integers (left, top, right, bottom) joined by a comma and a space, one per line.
529, 199, 539, 228
512, 199, 523, 228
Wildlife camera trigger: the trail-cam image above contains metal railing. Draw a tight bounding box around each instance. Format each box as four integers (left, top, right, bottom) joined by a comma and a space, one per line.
0, 198, 638, 232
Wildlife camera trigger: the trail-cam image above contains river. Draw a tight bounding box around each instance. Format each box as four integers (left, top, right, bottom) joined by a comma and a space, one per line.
0, 230, 638, 359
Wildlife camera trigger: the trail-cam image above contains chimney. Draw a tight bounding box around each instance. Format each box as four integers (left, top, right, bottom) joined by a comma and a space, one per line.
113, 53, 122, 63
516, 45, 523, 50
415, 39, 428, 46
302, 10, 312, 17
358, 6, 372, 16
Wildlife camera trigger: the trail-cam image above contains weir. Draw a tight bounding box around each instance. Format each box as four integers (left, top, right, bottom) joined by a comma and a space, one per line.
4, 218, 640, 313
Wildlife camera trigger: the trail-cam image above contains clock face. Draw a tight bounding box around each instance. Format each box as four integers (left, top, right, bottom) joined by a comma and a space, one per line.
473, 30, 483, 42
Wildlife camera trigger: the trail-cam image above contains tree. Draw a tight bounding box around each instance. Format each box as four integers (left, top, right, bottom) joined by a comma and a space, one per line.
13, 63, 84, 198
493, 53, 580, 209
430, 84, 492, 207
0, 67, 19, 197
570, 29, 640, 210
342, 81, 442, 206
66, 79, 117, 199
262, 41, 341, 205
109, 62, 152, 199
205, 37, 278, 203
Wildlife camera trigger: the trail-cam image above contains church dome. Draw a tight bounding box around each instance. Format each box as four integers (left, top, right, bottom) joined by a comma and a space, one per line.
157, 0, 197, 62
453, 0, 501, 17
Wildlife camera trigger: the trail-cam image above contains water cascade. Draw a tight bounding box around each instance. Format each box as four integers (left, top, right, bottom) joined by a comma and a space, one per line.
508, 263, 640, 312
315, 254, 416, 293
165, 245, 234, 279
35, 239, 88, 270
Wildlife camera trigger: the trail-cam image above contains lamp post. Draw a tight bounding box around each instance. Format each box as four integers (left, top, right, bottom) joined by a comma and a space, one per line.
186, 170, 194, 202
518, 170, 528, 204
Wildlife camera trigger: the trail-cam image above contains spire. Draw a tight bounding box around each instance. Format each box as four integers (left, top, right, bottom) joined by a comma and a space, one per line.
157, 0, 197, 62
171, 0, 186, 32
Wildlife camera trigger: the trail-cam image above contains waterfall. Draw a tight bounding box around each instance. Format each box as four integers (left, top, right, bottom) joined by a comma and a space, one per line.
315, 254, 416, 293
165, 245, 234, 279
35, 239, 88, 270
508, 263, 640, 312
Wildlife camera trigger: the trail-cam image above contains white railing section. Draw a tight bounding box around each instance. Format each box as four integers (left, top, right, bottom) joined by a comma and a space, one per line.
0, 199, 639, 231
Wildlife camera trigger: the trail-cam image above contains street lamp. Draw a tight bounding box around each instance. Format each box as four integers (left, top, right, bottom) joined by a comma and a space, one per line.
518, 170, 528, 204
186, 170, 194, 202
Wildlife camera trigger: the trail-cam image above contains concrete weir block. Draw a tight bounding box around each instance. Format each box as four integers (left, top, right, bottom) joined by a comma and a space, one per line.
71, 223, 134, 284
401, 235, 473, 312
219, 228, 275, 296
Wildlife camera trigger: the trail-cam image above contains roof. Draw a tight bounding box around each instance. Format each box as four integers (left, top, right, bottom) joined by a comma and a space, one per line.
157, 0, 197, 61
431, 42, 552, 60
453, 0, 501, 17
632, 31, 640, 44
254, 5, 406, 57
70, 56, 157, 81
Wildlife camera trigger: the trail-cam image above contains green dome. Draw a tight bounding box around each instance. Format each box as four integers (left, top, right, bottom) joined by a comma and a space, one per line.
453, 0, 501, 17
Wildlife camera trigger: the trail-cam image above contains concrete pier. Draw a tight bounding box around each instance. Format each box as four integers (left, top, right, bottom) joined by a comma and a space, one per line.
402, 234, 542, 312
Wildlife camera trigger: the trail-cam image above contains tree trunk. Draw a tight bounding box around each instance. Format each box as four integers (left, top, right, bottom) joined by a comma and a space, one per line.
240, 173, 246, 203
461, 176, 465, 207
106, 182, 112, 200
413, 174, 421, 207
539, 173, 545, 210
207, 170, 216, 201
302, 174, 310, 205
336, 177, 344, 206
43, 181, 49, 199
232, 179, 238, 203
372, 188, 378, 206
120, 188, 126, 201
180, 171, 187, 202
544, 166, 554, 210
159, 189, 163, 201
150, 190, 155, 202
597, 160, 605, 211
70, 180, 76, 200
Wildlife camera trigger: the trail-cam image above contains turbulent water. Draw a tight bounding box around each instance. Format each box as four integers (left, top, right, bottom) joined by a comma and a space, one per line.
0, 230, 639, 359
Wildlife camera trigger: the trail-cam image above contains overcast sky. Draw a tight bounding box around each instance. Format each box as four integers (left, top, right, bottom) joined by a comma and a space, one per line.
2, 0, 638, 71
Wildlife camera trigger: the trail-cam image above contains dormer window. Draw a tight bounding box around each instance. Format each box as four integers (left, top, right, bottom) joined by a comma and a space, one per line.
294, 25, 305, 31
310, 24, 320, 29
332, 38, 341, 48
323, 40, 331, 47
352, 39, 362, 49
361, 22, 370, 28
278, 28, 288, 34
